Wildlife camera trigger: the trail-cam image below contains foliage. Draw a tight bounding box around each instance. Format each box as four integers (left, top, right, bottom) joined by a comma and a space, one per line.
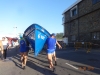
56, 33, 63, 40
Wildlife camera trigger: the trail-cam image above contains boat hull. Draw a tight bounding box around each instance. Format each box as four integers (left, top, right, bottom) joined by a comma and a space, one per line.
24, 24, 50, 56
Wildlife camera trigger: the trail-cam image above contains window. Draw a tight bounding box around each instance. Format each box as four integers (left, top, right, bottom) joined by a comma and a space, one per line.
72, 9, 77, 16
62, 15, 65, 23
92, 32, 100, 40
70, 6, 77, 17
92, 0, 100, 4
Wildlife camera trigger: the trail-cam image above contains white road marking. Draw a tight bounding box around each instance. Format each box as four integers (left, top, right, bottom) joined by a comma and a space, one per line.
65, 63, 78, 70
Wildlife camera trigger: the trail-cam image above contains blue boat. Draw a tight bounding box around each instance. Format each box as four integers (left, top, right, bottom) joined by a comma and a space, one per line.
24, 24, 50, 56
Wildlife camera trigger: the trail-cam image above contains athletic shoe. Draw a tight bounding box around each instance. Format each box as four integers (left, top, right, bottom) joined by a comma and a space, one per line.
53, 67, 55, 72
55, 61, 57, 66
23, 66, 26, 70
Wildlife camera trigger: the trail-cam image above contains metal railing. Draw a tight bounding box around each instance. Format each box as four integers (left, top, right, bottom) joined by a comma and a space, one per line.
74, 42, 92, 53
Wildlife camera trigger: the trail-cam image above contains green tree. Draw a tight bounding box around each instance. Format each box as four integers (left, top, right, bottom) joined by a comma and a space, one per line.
56, 33, 63, 40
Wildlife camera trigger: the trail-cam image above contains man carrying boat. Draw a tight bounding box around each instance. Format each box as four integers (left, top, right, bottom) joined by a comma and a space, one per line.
19, 35, 29, 69
46, 33, 62, 71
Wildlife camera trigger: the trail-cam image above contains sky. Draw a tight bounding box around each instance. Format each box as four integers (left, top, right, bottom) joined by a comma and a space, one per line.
0, 0, 77, 36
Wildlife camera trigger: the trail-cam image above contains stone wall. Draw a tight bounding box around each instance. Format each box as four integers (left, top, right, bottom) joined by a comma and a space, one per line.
64, 10, 70, 23
78, 0, 100, 17
63, 0, 100, 46
79, 9, 100, 42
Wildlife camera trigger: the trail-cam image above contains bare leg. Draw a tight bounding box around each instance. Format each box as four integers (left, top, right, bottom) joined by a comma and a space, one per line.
53, 51, 57, 66
20, 53, 24, 68
47, 53, 53, 68
1, 50, 4, 60
23, 52, 27, 67
53, 51, 56, 61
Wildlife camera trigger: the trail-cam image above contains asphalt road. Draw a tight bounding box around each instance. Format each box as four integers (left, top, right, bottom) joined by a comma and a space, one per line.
0, 47, 100, 75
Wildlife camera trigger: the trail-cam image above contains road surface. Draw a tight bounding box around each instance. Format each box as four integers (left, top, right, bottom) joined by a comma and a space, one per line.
0, 47, 100, 75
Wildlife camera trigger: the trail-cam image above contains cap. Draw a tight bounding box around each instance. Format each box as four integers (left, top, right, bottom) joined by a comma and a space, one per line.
51, 33, 56, 36
19, 34, 23, 39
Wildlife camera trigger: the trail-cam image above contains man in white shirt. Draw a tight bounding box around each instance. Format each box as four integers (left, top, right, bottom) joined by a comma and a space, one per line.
0, 40, 3, 60
2, 37, 9, 59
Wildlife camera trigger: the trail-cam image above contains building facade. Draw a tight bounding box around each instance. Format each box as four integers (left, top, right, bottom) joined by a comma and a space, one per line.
62, 0, 100, 46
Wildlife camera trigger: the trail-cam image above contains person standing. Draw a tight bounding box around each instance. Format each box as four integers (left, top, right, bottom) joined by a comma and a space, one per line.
46, 33, 62, 71
2, 37, 9, 60
0, 40, 3, 60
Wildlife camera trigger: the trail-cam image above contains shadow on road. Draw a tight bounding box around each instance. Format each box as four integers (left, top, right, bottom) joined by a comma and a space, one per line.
9, 48, 57, 75
56, 49, 100, 74
27, 60, 57, 75
7, 47, 100, 75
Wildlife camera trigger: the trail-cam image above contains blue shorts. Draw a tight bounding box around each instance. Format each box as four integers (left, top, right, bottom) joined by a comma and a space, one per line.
26, 47, 30, 52
47, 49, 55, 54
20, 50, 27, 53
20, 48, 27, 53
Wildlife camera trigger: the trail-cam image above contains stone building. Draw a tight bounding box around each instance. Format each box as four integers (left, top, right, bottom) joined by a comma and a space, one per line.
62, 0, 100, 46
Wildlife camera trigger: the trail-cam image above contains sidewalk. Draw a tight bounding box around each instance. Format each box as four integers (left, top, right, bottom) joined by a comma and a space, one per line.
0, 57, 18, 75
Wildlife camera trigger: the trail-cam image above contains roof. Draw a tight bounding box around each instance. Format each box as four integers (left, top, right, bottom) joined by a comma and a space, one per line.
62, 0, 82, 15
